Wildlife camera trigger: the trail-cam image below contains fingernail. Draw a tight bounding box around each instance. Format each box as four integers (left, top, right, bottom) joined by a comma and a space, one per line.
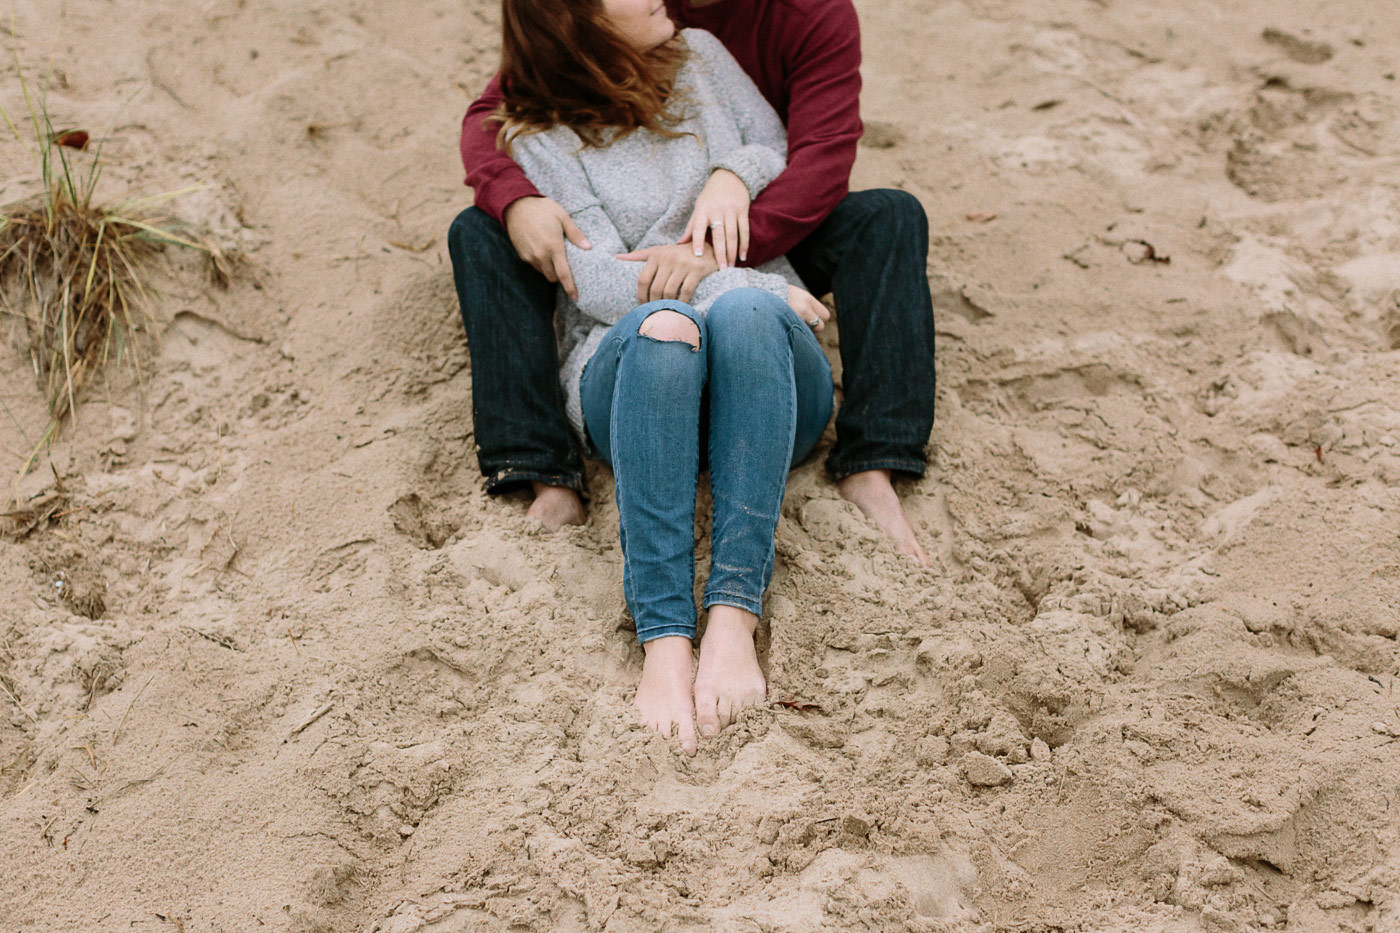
700, 725, 716, 737
694, 246, 703, 256
740, 252, 747, 261
581, 239, 592, 249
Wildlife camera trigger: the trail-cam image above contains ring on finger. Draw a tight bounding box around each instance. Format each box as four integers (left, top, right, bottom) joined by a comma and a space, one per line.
711, 222, 723, 229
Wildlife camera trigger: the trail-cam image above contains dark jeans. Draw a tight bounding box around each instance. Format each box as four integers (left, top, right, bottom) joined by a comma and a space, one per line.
447, 188, 936, 494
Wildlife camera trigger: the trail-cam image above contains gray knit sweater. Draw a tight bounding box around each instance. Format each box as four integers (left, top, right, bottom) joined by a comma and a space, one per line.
510, 28, 802, 440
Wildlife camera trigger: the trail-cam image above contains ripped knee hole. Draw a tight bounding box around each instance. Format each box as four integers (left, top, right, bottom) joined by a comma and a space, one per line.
638, 310, 701, 348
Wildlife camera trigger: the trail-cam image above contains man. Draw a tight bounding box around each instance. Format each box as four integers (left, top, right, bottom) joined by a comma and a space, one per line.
449, 0, 936, 565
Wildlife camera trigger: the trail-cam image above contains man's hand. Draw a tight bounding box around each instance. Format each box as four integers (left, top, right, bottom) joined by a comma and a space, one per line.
679, 169, 750, 270
503, 196, 591, 301
616, 241, 720, 304
788, 285, 831, 332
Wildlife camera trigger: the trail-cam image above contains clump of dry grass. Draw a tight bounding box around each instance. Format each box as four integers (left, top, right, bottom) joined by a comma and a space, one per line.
0, 485, 67, 538
0, 64, 210, 466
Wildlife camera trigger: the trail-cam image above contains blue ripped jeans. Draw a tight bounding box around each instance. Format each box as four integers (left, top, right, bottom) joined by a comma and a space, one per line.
580, 288, 834, 644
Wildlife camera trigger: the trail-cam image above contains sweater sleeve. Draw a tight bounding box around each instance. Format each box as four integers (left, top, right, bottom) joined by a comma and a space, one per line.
459, 75, 543, 223
709, 144, 786, 201
742, 6, 863, 267
685, 30, 788, 199
512, 131, 646, 326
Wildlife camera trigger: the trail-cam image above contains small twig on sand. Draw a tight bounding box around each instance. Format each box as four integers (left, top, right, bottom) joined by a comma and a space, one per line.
0, 674, 37, 722
282, 700, 335, 744
98, 762, 174, 804
112, 672, 157, 744
180, 626, 242, 652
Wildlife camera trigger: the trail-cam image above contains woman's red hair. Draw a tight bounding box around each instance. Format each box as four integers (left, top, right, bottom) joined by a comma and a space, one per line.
493, 0, 690, 150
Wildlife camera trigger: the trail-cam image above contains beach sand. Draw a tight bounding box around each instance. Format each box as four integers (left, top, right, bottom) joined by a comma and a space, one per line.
2, 0, 1399, 929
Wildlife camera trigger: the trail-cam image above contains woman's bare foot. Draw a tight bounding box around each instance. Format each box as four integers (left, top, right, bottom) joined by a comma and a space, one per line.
527, 482, 586, 530
694, 606, 767, 738
836, 469, 929, 566
636, 636, 698, 756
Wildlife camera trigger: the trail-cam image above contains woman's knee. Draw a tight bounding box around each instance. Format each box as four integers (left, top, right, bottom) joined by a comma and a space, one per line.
638, 309, 701, 349
706, 288, 792, 340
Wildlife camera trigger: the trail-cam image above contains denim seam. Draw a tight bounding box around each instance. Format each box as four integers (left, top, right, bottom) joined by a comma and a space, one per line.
769, 322, 800, 589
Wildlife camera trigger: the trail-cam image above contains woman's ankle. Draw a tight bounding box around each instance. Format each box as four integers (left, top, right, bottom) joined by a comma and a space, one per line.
641, 634, 694, 659
704, 605, 759, 637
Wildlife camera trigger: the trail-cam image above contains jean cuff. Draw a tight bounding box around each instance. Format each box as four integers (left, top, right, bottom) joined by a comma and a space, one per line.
702, 592, 764, 617
483, 465, 587, 497
636, 625, 697, 645
825, 455, 927, 483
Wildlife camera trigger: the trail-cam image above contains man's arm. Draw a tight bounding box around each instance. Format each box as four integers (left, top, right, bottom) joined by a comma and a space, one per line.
461, 76, 591, 296
742, 6, 863, 267
459, 75, 541, 223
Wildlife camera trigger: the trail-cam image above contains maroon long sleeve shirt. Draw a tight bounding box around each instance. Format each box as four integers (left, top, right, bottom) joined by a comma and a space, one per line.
458, 0, 863, 267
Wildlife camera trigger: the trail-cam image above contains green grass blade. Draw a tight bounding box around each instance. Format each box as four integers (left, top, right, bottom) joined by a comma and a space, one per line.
109, 184, 210, 212
0, 99, 20, 142
107, 216, 207, 251
0, 397, 31, 449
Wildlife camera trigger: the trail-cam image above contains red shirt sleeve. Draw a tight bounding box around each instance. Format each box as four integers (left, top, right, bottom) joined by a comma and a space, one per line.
744, 5, 863, 266
459, 74, 541, 224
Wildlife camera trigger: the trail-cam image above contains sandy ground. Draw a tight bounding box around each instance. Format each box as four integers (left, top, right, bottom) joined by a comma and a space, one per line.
2, 0, 1399, 930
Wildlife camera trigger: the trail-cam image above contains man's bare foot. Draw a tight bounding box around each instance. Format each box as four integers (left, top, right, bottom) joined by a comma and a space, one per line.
837, 469, 929, 566
694, 606, 767, 738
636, 636, 698, 756
527, 482, 586, 530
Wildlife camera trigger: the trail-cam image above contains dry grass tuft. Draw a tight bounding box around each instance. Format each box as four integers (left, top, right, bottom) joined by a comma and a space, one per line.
0, 486, 68, 538
0, 62, 213, 471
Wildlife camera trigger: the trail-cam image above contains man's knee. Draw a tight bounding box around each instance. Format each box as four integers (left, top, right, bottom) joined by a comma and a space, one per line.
638, 310, 701, 348
448, 206, 510, 261
846, 189, 926, 230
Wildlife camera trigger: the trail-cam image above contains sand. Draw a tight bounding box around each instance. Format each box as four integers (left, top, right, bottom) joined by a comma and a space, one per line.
2, 0, 1399, 930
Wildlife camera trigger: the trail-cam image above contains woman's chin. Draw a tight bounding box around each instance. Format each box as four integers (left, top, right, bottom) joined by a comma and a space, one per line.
651, 21, 677, 47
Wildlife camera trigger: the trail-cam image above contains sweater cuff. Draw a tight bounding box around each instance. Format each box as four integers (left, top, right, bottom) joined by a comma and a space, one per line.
709, 144, 785, 200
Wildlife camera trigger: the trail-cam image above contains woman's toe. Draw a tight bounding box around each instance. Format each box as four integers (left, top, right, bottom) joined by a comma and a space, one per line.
716, 695, 736, 729
695, 686, 720, 737
677, 715, 698, 755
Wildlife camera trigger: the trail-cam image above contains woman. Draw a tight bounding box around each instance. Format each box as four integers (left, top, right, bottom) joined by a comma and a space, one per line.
489, 0, 833, 755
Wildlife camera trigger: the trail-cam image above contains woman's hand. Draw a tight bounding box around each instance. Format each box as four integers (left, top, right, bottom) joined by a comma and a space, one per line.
680, 169, 750, 270
616, 241, 720, 303
788, 285, 831, 332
